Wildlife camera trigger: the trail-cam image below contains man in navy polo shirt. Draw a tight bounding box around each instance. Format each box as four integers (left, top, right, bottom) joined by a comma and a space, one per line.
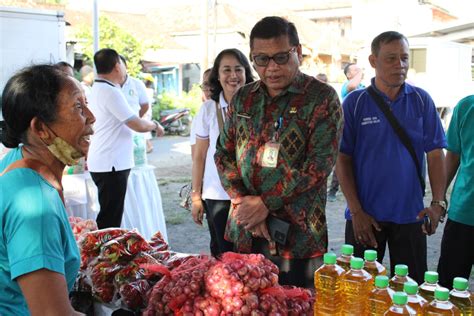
336, 31, 447, 284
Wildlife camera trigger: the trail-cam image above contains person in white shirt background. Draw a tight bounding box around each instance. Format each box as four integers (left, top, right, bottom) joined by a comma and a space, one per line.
190, 48, 254, 256
87, 48, 163, 229
190, 68, 212, 160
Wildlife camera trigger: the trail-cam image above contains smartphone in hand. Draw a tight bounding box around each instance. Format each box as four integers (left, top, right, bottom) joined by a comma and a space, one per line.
423, 215, 432, 234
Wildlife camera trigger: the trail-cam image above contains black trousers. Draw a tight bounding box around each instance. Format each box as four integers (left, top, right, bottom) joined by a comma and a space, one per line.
328, 168, 339, 195
345, 220, 427, 285
251, 238, 323, 288
437, 219, 474, 289
203, 199, 234, 257
90, 168, 130, 229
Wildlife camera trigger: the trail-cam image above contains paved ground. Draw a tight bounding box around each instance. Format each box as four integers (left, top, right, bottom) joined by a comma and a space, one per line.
148, 135, 473, 290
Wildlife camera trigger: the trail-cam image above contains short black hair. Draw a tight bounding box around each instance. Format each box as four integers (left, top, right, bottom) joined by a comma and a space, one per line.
315, 73, 328, 83
55, 61, 74, 74
1, 64, 68, 148
208, 49, 254, 103
119, 55, 127, 67
343, 63, 355, 77
94, 48, 120, 74
250, 16, 299, 49
371, 31, 408, 56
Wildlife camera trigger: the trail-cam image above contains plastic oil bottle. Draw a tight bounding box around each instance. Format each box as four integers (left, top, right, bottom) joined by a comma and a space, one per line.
419, 271, 440, 303
384, 292, 416, 315
422, 287, 461, 315
364, 249, 387, 281
389, 264, 416, 292
368, 275, 393, 315
341, 257, 373, 315
449, 277, 473, 316
403, 281, 427, 315
314, 252, 345, 315
336, 244, 354, 271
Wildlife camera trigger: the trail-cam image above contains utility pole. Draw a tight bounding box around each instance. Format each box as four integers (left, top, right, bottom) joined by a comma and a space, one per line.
93, 0, 99, 53
201, 0, 209, 76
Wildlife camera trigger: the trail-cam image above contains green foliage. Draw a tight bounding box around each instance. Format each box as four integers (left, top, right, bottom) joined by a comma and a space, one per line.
152, 84, 203, 120
75, 16, 143, 76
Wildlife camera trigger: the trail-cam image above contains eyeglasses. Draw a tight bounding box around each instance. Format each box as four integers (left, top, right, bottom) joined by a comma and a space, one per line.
199, 83, 210, 91
252, 47, 297, 67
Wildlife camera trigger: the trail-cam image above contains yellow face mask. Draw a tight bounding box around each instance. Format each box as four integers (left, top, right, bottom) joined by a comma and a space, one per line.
46, 136, 83, 166
43, 124, 84, 166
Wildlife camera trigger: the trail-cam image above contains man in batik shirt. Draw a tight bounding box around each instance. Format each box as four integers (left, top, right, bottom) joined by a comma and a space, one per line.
214, 16, 343, 288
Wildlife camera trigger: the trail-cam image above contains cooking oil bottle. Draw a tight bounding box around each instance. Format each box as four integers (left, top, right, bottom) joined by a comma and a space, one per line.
403, 281, 427, 315
368, 275, 393, 315
389, 264, 416, 292
341, 257, 373, 315
364, 249, 387, 281
336, 244, 354, 271
422, 287, 461, 315
384, 292, 416, 315
314, 252, 345, 315
419, 271, 439, 302
449, 277, 473, 316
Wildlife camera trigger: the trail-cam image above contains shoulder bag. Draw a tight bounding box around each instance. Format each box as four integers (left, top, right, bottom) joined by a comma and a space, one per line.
367, 86, 425, 195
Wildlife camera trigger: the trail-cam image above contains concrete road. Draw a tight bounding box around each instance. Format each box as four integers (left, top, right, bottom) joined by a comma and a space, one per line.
148, 135, 473, 290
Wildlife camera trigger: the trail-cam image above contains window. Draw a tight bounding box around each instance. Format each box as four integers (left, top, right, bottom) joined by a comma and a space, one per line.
409, 48, 427, 73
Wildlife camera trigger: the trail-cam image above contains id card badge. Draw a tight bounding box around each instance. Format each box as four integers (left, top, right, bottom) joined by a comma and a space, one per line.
261, 141, 280, 168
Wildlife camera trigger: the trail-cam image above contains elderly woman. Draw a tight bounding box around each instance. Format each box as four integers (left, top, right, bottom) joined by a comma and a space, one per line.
0, 64, 94, 315
191, 49, 254, 256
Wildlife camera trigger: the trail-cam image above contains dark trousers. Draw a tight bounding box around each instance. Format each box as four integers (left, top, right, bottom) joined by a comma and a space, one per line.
90, 168, 130, 229
437, 219, 474, 289
203, 199, 233, 257
251, 238, 323, 288
328, 168, 339, 195
345, 220, 427, 285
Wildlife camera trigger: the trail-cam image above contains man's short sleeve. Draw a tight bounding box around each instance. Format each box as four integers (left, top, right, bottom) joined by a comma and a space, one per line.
135, 79, 150, 106
5, 175, 66, 280
339, 93, 357, 155
107, 88, 136, 122
420, 90, 447, 152
446, 102, 461, 154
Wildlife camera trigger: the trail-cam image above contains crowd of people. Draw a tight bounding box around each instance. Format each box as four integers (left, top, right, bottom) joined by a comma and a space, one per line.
0, 14, 472, 315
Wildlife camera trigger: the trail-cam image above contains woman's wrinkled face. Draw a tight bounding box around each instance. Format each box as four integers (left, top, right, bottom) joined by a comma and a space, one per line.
47, 77, 95, 156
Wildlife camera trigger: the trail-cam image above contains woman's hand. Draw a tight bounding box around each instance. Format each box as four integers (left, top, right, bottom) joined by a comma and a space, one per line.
191, 198, 204, 226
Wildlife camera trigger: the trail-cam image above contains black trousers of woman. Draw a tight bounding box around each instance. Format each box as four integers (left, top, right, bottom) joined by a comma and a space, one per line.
203, 199, 234, 257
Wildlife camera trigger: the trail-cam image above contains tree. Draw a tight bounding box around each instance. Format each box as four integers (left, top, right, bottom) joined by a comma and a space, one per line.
75, 15, 143, 76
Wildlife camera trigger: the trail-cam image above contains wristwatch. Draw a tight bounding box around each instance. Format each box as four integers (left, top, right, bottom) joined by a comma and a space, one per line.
431, 200, 448, 222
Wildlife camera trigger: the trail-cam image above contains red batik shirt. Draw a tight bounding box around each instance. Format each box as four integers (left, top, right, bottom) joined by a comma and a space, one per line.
214, 72, 343, 259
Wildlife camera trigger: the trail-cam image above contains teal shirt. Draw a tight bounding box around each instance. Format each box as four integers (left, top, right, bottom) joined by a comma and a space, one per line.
341, 80, 365, 100
0, 146, 23, 172
446, 95, 474, 226
0, 168, 80, 315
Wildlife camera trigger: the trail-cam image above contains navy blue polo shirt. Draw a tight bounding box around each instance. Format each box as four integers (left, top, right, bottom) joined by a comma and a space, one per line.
340, 79, 446, 224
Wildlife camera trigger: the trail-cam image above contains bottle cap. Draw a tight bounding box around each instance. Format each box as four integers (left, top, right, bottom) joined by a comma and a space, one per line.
350, 257, 364, 269
452, 277, 468, 291
434, 287, 450, 301
364, 249, 377, 261
341, 244, 354, 256
323, 252, 337, 265
403, 281, 419, 295
393, 292, 408, 305
375, 275, 389, 288
424, 271, 438, 284
394, 264, 408, 277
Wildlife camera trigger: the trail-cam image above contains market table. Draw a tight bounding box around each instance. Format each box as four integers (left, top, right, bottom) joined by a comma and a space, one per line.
63, 165, 168, 242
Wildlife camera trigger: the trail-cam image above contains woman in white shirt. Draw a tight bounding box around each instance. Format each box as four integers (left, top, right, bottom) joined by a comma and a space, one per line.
191, 49, 254, 256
